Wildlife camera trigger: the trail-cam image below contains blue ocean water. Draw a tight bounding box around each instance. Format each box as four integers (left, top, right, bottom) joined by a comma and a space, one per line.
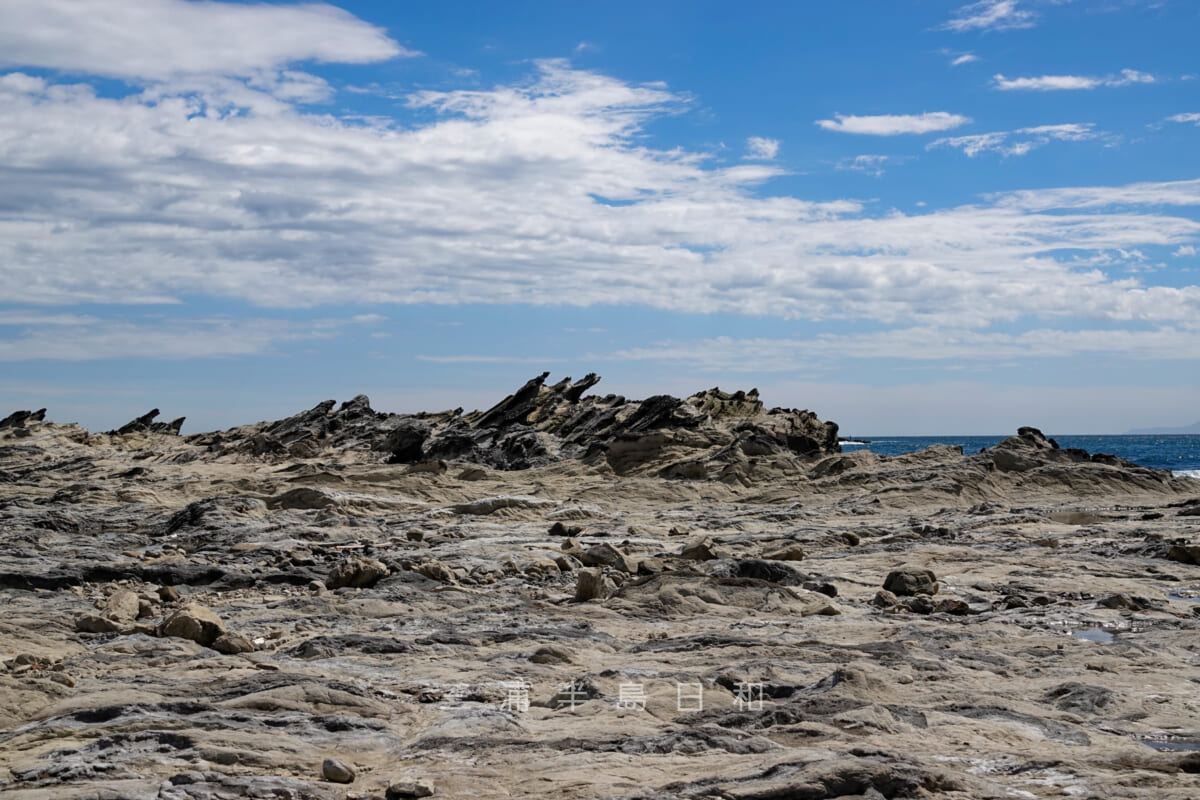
839, 434, 1200, 477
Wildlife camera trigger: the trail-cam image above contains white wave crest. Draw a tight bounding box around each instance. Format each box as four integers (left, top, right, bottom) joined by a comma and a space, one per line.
1175, 469, 1200, 479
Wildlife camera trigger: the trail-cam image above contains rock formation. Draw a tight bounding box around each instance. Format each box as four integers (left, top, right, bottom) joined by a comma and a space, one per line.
1, 380, 1199, 799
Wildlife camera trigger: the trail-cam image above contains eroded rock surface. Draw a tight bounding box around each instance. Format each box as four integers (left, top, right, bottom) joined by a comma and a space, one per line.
2, 381, 1199, 799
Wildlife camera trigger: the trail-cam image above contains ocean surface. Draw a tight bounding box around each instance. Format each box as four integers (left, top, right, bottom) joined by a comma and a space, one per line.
839, 434, 1200, 478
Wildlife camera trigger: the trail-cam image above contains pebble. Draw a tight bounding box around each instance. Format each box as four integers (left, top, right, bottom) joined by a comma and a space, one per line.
321, 757, 355, 783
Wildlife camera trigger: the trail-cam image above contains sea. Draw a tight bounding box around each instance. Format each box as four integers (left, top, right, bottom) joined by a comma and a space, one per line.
838, 434, 1200, 478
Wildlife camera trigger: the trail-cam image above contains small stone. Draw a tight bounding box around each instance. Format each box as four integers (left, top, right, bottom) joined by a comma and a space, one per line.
415, 560, 455, 583
387, 779, 434, 799
530, 645, 575, 664
137, 599, 155, 619
574, 568, 614, 602
764, 544, 806, 561
842, 531, 861, 546
158, 586, 181, 603
326, 557, 389, 589
903, 595, 935, 614
934, 598, 970, 615
102, 588, 141, 622
636, 556, 665, 574
212, 632, 255, 655
158, 604, 226, 647
75, 613, 120, 634
578, 542, 636, 573
883, 567, 939, 597
872, 589, 899, 608
322, 758, 356, 784
548, 521, 581, 537
679, 535, 719, 561
308, 580, 328, 595
803, 581, 838, 598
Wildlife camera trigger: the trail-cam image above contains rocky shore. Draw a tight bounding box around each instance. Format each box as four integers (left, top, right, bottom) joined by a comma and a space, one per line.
1, 375, 1199, 799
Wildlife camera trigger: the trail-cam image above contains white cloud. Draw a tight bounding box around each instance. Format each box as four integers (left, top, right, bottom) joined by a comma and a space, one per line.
745, 137, 779, 160
1166, 112, 1200, 126
1175, 245, 1197, 257
600, 325, 1200, 372
836, 154, 891, 176
816, 112, 971, 135
574, 41, 599, 54
939, 0, 1037, 32
951, 53, 980, 66
0, 0, 409, 83
994, 68, 1156, 91
930, 122, 1100, 156
0, 53, 1197, 343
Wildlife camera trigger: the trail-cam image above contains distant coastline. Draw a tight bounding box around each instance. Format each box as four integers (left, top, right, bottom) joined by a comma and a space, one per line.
1125, 422, 1200, 435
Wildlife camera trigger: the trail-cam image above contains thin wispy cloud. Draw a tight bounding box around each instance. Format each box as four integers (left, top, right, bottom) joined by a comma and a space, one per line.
939, 0, 1037, 33
1166, 112, 1200, 125
951, 53, 980, 66
602, 325, 1200, 372
930, 122, 1100, 156
745, 136, 779, 160
816, 112, 971, 135
836, 154, 891, 177
993, 69, 1156, 91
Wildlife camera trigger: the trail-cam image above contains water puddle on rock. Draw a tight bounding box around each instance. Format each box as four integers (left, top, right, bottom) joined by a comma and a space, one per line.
1140, 738, 1200, 752
1071, 627, 1114, 644
1168, 591, 1200, 604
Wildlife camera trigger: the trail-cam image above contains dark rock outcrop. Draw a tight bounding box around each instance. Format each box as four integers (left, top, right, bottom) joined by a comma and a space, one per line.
0, 409, 46, 428
111, 409, 186, 436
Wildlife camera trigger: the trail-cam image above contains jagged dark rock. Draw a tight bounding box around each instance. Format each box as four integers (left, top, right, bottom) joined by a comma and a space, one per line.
0, 408, 46, 428
111, 409, 186, 436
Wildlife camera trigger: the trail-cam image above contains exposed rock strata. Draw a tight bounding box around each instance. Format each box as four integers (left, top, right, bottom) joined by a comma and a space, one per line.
1, 381, 1199, 799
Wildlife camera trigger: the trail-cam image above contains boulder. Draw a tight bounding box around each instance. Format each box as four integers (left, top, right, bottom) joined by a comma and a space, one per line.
212, 632, 255, 655
326, 557, 389, 589
387, 779, 435, 799
883, 568, 939, 597
75, 613, 121, 634
577, 543, 637, 573
322, 758, 356, 784
102, 589, 141, 622
574, 568, 614, 602
158, 604, 226, 647
1167, 545, 1200, 565
679, 535, 720, 561
764, 544, 806, 561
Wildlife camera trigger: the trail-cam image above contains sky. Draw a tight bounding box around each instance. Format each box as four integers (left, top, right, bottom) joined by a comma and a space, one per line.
0, 0, 1198, 435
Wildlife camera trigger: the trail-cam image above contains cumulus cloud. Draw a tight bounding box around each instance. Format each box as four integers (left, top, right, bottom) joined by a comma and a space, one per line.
1175, 245, 1197, 257
745, 137, 780, 160
816, 112, 971, 135
938, 0, 1037, 32
1166, 112, 1200, 126
0, 47, 1198, 359
993, 69, 1156, 91
930, 123, 1100, 156
0, 0, 410, 82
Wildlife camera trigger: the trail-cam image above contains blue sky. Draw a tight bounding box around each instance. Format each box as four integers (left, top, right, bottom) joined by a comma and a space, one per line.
0, 0, 1198, 434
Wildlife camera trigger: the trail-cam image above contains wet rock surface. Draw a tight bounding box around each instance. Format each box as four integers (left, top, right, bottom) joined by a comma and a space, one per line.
2, 380, 1200, 798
